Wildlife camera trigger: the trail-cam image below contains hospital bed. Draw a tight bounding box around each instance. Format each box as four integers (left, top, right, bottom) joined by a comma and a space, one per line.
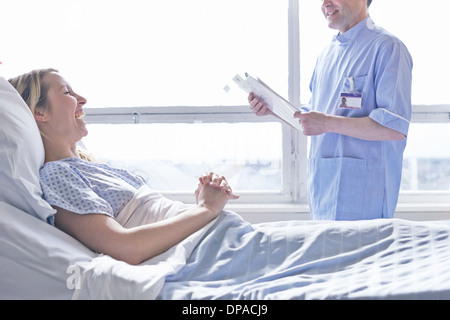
2, 76, 450, 300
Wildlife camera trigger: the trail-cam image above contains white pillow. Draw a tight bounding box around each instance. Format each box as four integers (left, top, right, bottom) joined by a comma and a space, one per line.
0, 76, 55, 223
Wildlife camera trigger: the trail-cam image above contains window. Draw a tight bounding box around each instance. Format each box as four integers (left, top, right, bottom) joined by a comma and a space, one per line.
80, 105, 303, 205
1, 0, 289, 108
400, 109, 450, 207
1, 0, 304, 207
371, 0, 450, 204
83, 121, 283, 193
2, 0, 449, 214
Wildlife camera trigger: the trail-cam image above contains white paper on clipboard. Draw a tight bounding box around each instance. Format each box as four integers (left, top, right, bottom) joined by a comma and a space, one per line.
231, 73, 303, 131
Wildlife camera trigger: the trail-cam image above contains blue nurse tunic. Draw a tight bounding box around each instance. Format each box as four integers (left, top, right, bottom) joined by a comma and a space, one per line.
307, 17, 413, 220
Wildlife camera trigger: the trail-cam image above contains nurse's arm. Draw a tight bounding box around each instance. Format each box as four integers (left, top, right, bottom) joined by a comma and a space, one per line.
327, 115, 405, 141
296, 111, 405, 141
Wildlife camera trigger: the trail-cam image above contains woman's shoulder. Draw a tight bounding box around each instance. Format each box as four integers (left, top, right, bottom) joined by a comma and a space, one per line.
41, 158, 72, 171
39, 158, 93, 181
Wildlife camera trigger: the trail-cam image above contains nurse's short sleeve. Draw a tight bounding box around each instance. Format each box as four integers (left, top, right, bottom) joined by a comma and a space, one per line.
369, 39, 413, 136
40, 162, 114, 217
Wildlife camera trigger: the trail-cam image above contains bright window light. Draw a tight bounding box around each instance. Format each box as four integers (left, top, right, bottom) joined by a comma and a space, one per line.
402, 123, 450, 191
1, 0, 288, 108
82, 122, 283, 192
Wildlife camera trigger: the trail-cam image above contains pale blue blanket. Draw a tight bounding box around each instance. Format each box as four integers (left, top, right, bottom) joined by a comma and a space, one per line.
157, 211, 450, 299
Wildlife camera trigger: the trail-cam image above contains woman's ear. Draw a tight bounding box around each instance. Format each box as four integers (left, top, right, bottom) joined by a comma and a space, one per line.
33, 106, 48, 122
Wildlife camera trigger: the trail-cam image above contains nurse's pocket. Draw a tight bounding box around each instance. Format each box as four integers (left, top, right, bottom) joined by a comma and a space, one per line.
310, 157, 367, 215
341, 75, 367, 94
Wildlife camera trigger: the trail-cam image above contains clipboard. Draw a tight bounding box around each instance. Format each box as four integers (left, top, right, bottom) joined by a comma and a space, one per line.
231, 73, 305, 131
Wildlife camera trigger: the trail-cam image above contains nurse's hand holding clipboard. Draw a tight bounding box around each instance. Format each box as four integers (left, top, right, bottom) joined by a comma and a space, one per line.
249, 92, 324, 136
294, 109, 330, 136
248, 93, 274, 117
248, 92, 311, 132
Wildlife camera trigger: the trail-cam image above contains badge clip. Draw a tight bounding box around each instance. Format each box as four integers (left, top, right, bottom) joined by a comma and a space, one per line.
339, 76, 363, 109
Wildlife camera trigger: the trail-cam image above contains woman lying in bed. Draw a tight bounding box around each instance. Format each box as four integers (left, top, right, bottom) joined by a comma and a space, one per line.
9, 68, 239, 265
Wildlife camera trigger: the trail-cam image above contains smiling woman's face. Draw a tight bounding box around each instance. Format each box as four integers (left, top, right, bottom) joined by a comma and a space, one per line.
39, 72, 88, 143
321, 0, 368, 34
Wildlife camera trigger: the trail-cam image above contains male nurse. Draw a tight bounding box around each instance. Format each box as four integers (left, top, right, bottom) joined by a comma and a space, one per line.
249, 0, 413, 220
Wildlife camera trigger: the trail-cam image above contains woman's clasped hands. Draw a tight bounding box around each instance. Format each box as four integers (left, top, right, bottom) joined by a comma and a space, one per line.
195, 172, 239, 217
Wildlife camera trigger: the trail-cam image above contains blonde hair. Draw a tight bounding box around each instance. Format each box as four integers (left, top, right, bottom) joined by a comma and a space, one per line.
8, 68, 95, 162
8, 68, 58, 114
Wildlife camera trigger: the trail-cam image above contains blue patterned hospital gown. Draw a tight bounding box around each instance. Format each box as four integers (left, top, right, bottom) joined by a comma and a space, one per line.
40, 158, 146, 223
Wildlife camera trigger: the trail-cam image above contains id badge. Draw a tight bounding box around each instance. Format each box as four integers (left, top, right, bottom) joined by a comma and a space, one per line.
339, 92, 363, 109
339, 76, 363, 109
